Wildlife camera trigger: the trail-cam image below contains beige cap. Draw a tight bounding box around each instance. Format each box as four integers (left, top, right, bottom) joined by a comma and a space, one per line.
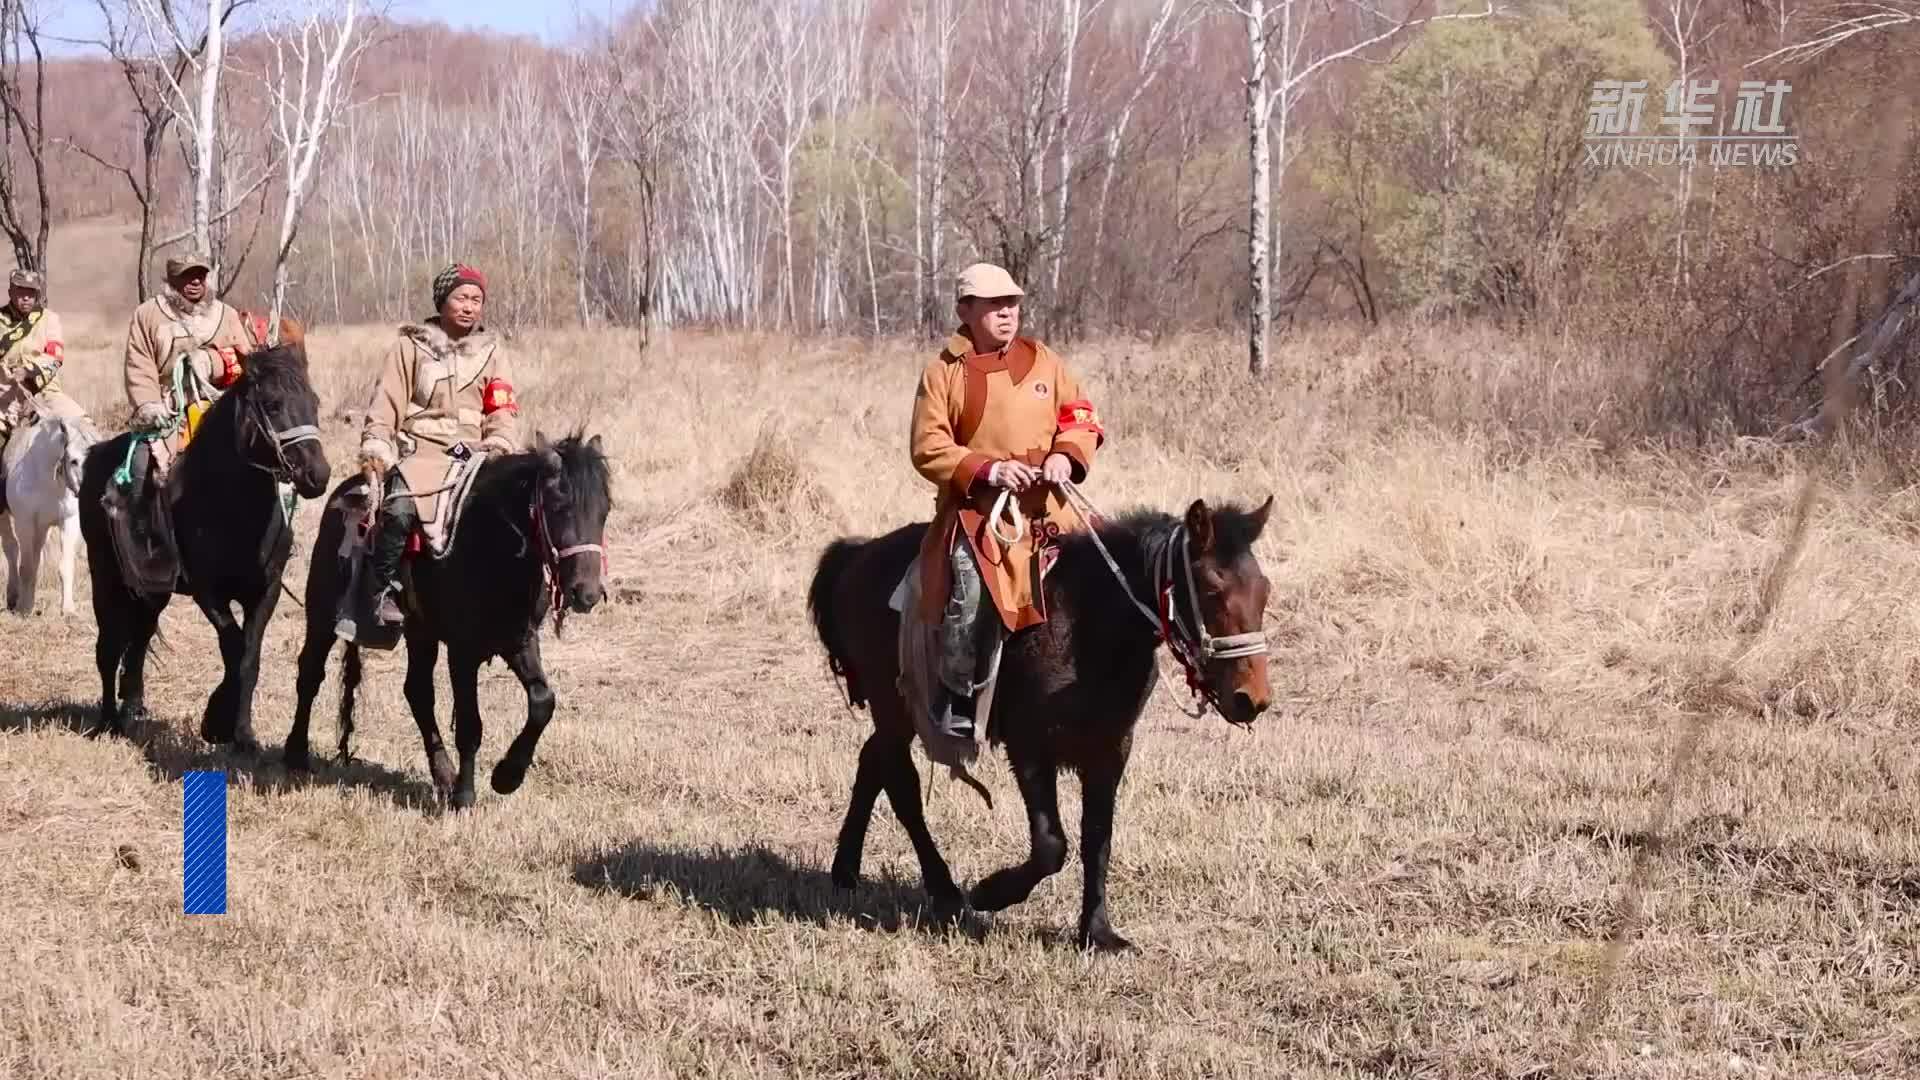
165, 251, 213, 278
956, 262, 1024, 301
8, 268, 43, 291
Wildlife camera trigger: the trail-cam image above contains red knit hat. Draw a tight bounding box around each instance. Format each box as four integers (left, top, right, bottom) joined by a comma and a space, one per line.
432, 263, 487, 311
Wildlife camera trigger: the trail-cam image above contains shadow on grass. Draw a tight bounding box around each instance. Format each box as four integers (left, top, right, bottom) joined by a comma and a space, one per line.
0, 695, 437, 811
571, 840, 986, 941
0, 698, 98, 736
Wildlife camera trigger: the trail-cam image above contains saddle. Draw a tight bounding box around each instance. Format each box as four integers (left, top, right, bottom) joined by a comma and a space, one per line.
410, 445, 491, 560
330, 447, 491, 647
100, 440, 182, 596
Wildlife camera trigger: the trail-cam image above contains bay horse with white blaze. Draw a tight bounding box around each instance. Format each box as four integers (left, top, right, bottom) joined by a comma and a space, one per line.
808, 487, 1275, 951
77, 334, 330, 746
285, 430, 612, 809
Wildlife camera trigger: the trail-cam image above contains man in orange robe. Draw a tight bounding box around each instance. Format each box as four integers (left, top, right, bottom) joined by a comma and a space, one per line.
908, 262, 1106, 739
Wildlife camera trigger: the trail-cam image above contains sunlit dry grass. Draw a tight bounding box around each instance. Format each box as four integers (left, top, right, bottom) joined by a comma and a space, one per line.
2, 317, 1918, 1078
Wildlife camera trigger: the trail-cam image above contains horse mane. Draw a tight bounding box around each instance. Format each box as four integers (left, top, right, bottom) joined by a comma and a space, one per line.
1068, 500, 1266, 562
191, 341, 311, 434
234, 341, 312, 399
469, 426, 613, 517
1049, 499, 1270, 629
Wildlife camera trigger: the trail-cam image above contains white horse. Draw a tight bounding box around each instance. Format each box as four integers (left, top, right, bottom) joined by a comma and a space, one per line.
2, 414, 98, 616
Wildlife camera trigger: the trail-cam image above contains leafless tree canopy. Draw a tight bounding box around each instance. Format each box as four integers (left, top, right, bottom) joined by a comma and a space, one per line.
4, 0, 1919, 427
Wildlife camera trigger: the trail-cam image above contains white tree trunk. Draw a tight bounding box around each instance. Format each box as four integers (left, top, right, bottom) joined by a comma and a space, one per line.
1244, 0, 1270, 375
192, 0, 222, 261
1090, 0, 1190, 305
264, 0, 368, 339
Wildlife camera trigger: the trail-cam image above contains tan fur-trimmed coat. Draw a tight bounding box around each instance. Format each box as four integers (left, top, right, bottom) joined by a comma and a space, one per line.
359, 318, 522, 533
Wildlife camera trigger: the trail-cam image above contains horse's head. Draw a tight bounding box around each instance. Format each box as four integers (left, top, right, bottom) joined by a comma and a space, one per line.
1164, 495, 1275, 727
54, 417, 95, 497
229, 342, 330, 498
531, 429, 613, 615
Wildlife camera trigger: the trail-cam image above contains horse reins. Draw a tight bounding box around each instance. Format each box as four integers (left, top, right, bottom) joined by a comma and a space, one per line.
239, 393, 321, 483
529, 492, 606, 633
1056, 480, 1268, 723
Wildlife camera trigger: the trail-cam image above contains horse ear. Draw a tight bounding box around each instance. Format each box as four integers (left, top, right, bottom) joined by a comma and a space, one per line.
1251, 494, 1275, 538
588, 433, 602, 453
1184, 498, 1213, 553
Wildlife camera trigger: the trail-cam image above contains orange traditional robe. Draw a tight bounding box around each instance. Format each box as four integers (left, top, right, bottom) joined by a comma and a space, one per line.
909, 330, 1106, 631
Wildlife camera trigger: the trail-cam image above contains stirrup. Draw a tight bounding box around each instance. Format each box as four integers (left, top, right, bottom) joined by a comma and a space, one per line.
935, 693, 977, 739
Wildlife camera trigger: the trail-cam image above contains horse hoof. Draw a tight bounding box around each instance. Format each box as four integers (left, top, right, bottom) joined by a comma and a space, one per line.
490, 759, 528, 795
1078, 925, 1136, 953
830, 864, 859, 890
284, 747, 312, 773
926, 889, 966, 925
450, 788, 476, 811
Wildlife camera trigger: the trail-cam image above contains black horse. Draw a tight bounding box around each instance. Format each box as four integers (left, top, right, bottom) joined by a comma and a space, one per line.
807, 493, 1275, 951
78, 338, 332, 748
286, 430, 612, 809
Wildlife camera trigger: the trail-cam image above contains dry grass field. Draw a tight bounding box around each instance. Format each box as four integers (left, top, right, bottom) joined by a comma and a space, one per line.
3, 307, 1919, 1079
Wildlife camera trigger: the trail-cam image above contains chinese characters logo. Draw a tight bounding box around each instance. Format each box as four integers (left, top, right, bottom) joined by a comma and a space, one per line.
1584, 79, 1798, 168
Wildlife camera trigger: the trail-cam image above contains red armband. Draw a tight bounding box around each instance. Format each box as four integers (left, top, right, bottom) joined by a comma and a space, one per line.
482, 378, 517, 415
1056, 398, 1104, 436
209, 345, 243, 388
41, 341, 62, 362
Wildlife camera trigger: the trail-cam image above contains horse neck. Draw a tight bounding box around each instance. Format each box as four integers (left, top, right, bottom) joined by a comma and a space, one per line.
9, 422, 62, 499
465, 460, 543, 571
25, 422, 63, 469
179, 397, 270, 493
1070, 518, 1176, 650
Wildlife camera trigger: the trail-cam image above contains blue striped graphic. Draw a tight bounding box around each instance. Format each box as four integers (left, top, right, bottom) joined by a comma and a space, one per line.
182, 771, 227, 915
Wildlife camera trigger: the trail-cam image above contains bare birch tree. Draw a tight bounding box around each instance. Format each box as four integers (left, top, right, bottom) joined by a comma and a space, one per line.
1655, 0, 1722, 293
764, 0, 827, 329
658, 0, 771, 326
889, 0, 964, 337
0, 0, 51, 271
602, 18, 675, 341
558, 47, 606, 324
259, 0, 375, 337
807, 0, 873, 330
1088, 0, 1202, 314
124, 0, 268, 289
1224, 0, 1494, 374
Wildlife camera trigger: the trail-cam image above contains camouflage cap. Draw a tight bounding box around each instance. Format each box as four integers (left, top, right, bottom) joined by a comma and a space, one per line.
165, 251, 213, 278
8, 268, 44, 292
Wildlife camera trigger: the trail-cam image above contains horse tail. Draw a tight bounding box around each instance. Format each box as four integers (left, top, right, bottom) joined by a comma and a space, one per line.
807, 535, 869, 710
337, 642, 362, 763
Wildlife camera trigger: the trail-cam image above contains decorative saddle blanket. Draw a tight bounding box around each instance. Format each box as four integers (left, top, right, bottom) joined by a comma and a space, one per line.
405, 447, 491, 559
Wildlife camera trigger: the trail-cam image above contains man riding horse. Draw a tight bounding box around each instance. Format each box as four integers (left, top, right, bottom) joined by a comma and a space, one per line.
119, 252, 281, 528
345, 262, 521, 641
0, 269, 83, 447
911, 261, 1106, 740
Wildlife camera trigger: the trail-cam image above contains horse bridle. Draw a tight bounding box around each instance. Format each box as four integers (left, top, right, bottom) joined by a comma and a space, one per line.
1057, 480, 1270, 724
238, 392, 321, 481
528, 485, 606, 631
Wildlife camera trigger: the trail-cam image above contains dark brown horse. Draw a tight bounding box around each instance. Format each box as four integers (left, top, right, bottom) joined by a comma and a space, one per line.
807, 489, 1275, 950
